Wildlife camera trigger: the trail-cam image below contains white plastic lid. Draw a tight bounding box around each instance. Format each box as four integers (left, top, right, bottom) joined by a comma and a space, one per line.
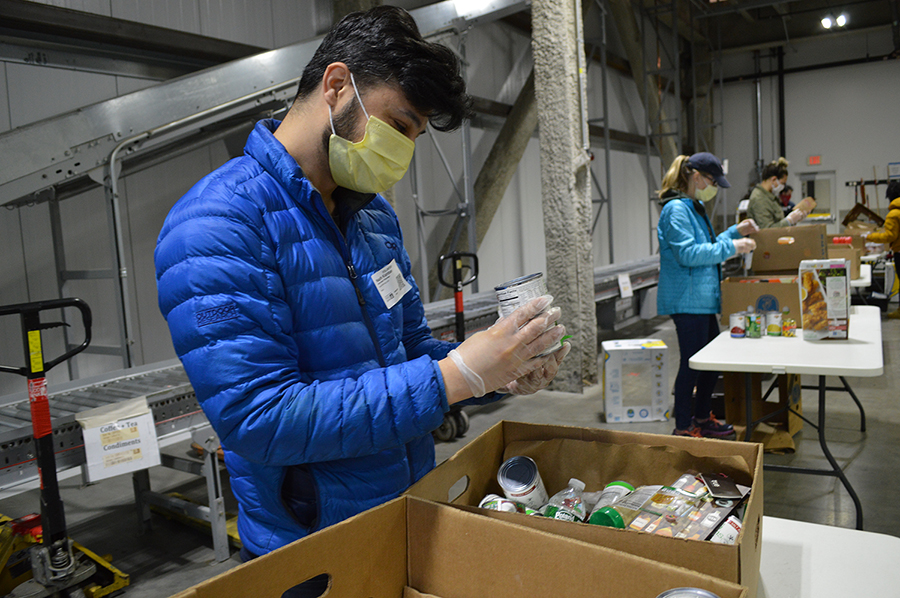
568, 478, 586, 492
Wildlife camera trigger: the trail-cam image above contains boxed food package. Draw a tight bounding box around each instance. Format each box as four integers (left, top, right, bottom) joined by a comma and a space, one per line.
799, 259, 850, 340
601, 339, 668, 423
720, 276, 801, 328
406, 421, 763, 597
171, 495, 748, 598
749, 223, 827, 273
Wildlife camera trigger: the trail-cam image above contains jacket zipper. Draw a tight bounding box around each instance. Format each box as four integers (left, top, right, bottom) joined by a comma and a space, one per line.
312, 194, 387, 369
346, 261, 387, 368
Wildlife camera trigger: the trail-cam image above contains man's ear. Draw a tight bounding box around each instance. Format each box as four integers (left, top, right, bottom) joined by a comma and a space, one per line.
322, 62, 350, 108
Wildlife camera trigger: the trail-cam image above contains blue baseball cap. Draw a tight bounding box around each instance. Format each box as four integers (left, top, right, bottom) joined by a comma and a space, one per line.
686, 152, 731, 188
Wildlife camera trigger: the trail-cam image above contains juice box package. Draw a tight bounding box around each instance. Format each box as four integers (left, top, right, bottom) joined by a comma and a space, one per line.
798, 259, 850, 340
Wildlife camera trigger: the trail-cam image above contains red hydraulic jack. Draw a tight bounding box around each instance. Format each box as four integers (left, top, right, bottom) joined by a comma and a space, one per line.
0, 298, 128, 597
435, 252, 478, 442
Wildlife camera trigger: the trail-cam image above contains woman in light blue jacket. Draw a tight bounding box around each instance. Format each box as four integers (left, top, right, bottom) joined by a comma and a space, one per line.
656, 153, 758, 437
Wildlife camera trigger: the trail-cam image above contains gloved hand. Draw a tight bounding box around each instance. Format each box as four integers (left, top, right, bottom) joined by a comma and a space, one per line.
498, 341, 572, 395
736, 218, 759, 236
786, 209, 805, 225
448, 295, 565, 397
733, 238, 756, 254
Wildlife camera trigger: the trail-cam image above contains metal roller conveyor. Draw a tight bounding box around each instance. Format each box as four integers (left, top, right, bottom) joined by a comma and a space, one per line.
0, 258, 659, 493
0, 359, 203, 494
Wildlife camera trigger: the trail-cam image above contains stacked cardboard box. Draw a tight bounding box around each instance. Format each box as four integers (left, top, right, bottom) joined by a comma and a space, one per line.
171, 496, 747, 598
407, 421, 763, 597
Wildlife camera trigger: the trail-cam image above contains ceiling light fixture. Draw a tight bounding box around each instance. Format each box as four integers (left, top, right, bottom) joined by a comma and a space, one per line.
836, 13, 848, 27
821, 14, 834, 29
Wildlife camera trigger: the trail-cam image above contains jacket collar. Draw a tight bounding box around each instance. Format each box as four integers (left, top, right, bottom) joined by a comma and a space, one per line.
244, 119, 376, 224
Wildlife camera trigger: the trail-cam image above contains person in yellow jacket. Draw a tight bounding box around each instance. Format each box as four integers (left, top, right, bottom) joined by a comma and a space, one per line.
866, 180, 900, 318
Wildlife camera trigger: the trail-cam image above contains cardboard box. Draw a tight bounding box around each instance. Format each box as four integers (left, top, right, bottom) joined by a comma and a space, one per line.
723, 373, 803, 437
749, 223, 827, 273
171, 495, 748, 598
720, 276, 801, 327
828, 244, 861, 280
601, 339, 668, 423
799, 259, 850, 340
407, 421, 764, 597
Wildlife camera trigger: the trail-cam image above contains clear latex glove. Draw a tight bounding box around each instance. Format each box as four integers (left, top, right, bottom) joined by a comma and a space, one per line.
448, 295, 565, 397
786, 209, 805, 225
733, 238, 756, 254
498, 341, 572, 395
736, 218, 759, 236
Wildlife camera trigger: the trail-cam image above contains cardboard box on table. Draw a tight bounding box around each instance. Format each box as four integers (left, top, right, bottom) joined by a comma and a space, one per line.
827, 244, 861, 280
749, 223, 827, 273
170, 495, 748, 598
406, 421, 764, 597
720, 275, 801, 326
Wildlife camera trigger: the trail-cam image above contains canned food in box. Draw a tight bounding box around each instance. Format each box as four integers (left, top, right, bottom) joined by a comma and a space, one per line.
497, 455, 549, 510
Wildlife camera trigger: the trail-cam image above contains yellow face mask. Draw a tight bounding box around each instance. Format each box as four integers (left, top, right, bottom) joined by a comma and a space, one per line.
328, 73, 416, 194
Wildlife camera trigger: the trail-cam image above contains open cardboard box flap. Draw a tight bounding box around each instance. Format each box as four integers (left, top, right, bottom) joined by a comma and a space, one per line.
407, 421, 763, 596
172, 495, 747, 598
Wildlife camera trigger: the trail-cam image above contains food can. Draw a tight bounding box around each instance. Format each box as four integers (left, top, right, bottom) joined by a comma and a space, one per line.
729, 313, 746, 338
709, 515, 742, 545
766, 311, 782, 336
478, 494, 519, 513
495, 273, 547, 319
745, 311, 763, 338
655, 589, 722, 598
497, 455, 549, 510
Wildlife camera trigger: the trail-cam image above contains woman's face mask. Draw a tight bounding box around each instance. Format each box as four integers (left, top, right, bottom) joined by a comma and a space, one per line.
695, 173, 718, 202
328, 73, 415, 194
772, 178, 785, 195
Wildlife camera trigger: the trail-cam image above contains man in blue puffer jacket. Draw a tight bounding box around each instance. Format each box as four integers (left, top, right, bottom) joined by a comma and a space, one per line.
154, 5, 570, 584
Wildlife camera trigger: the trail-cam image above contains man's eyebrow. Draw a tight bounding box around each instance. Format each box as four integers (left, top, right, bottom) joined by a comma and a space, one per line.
399, 107, 424, 129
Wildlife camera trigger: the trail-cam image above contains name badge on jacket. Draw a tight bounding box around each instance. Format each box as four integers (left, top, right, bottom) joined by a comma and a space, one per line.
373, 259, 412, 309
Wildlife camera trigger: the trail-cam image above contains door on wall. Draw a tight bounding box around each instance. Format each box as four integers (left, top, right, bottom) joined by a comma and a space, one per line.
798, 171, 835, 219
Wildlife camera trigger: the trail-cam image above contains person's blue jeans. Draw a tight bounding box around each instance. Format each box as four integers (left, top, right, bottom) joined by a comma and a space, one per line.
241, 546, 329, 597
670, 313, 721, 431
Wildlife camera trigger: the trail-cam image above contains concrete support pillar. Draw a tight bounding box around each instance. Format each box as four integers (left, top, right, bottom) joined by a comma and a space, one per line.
532, 0, 598, 392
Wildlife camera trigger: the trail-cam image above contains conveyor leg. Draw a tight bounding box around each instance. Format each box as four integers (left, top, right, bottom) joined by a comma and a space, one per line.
132, 470, 153, 534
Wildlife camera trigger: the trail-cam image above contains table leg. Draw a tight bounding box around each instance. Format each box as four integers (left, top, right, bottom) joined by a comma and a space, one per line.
814, 375, 864, 530
839, 376, 866, 432
767, 375, 864, 529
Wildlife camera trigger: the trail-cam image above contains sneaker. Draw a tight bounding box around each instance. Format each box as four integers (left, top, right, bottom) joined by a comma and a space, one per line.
672, 426, 702, 438
692, 412, 736, 439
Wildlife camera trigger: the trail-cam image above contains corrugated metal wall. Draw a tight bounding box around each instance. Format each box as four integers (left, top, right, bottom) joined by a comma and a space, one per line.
0, 0, 706, 395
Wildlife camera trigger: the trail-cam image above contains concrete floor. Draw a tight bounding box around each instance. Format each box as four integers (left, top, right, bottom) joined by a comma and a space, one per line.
0, 313, 897, 597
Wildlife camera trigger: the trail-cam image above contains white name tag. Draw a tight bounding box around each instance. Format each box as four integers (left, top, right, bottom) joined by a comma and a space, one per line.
373, 259, 412, 309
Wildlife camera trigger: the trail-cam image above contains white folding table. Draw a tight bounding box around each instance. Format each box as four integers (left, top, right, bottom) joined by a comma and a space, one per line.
690, 306, 883, 530
758, 516, 900, 597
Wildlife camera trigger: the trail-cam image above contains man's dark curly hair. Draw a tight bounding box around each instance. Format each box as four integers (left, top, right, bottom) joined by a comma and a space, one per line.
295, 5, 472, 132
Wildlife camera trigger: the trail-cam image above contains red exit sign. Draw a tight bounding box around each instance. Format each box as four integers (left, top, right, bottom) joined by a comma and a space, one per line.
808, 155, 821, 166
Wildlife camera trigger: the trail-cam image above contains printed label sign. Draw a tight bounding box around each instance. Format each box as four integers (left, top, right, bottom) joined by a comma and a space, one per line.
373, 259, 412, 309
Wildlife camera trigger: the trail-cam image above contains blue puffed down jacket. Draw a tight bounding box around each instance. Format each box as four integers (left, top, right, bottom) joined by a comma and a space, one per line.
155, 119, 463, 556
656, 192, 742, 315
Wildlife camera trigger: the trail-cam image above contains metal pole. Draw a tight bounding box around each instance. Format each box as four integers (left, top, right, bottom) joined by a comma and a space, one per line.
458, 35, 479, 293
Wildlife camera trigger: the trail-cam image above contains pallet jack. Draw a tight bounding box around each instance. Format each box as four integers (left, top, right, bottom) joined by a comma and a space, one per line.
0, 298, 128, 598
434, 252, 478, 442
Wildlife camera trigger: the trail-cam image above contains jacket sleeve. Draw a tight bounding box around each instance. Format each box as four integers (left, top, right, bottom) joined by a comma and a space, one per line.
748, 191, 790, 229
155, 189, 447, 467
661, 202, 735, 267
865, 211, 900, 244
